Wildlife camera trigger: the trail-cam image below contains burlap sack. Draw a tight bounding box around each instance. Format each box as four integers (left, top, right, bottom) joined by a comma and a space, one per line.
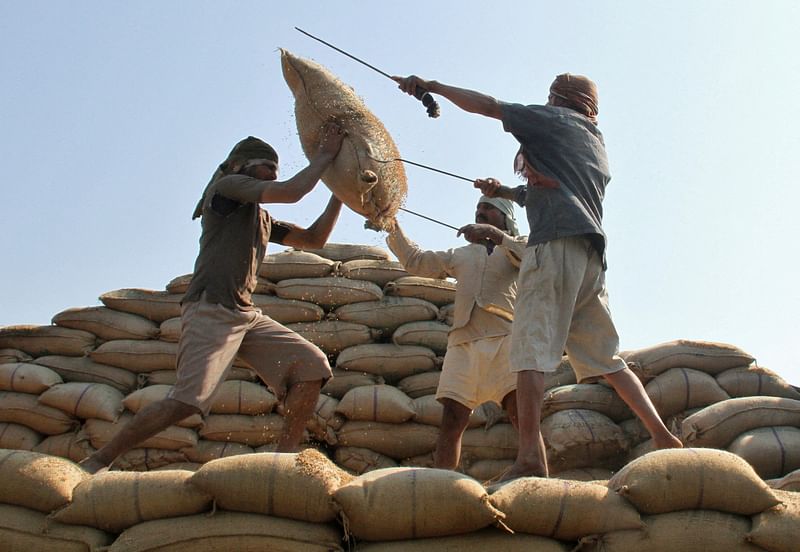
198, 413, 285, 446
89, 339, 177, 373
464, 459, 514, 482
411, 395, 488, 428
0, 504, 112, 552
552, 467, 615, 481
0, 348, 32, 364
140, 365, 255, 386
33, 432, 93, 462
181, 439, 254, 463
747, 489, 800, 552
258, 249, 338, 281
0, 325, 96, 357
384, 276, 457, 307
608, 448, 779, 515
645, 367, 731, 418
109, 511, 344, 552
281, 50, 407, 230
287, 320, 379, 354
489, 476, 642, 540
189, 450, 352, 522
392, 320, 450, 355
336, 384, 416, 423
438, 303, 455, 326
0, 361, 62, 394
99, 288, 183, 322
717, 364, 800, 400
681, 396, 800, 448
397, 371, 441, 398
336, 421, 438, 459
0, 449, 87, 512
52, 470, 211, 532
321, 368, 384, 399
157, 316, 181, 342
112, 448, 188, 471
333, 467, 504, 541
335, 343, 438, 383
355, 529, 570, 552
252, 294, 325, 323
334, 446, 398, 475
582, 510, 765, 552
81, 413, 197, 451
122, 384, 203, 427
303, 243, 391, 262
38, 382, 124, 422
33, 354, 138, 393
728, 426, 800, 479
52, 306, 159, 341
167, 273, 275, 294
545, 357, 578, 390
0, 391, 78, 435
305, 393, 345, 445
339, 258, 409, 286
154, 461, 201, 471
543, 383, 632, 422
0, 422, 42, 450
275, 277, 383, 310
461, 423, 519, 461
333, 296, 438, 333
620, 339, 755, 380
542, 409, 628, 471
767, 468, 800, 491
209, 380, 278, 415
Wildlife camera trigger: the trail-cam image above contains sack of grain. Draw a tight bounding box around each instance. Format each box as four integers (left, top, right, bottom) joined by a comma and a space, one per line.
89, 339, 177, 373
181, 439, 254, 463
621, 339, 755, 380
681, 396, 800, 448
336, 421, 438, 459
717, 364, 800, 400
198, 413, 285, 446
52, 306, 159, 341
52, 470, 212, 532
122, 384, 203, 427
767, 468, 800, 491
747, 489, 800, 552
438, 303, 455, 326
99, 288, 183, 322
411, 395, 488, 428
333, 467, 504, 540
543, 383, 632, 422
321, 368, 384, 399
384, 276, 456, 306
33, 354, 138, 393
542, 409, 628, 471
645, 367, 730, 418
252, 294, 325, 323
0, 504, 112, 552
281, 49, 406, 230
335, 343, 438, 383
0, 348, 33, 364
551, 467, 615, 481
392, 321, 450, 355
397, 371, 441, 398
275, 277, 383, 310
157, 317, 181, 342
461, 423, 519, 461
112, 448, 188, 471
332, 296, 438, 333
189, 450, 352, 522
339, 258, 409, 286
728, 426, 800, 479
0, 391, 78, 435
545, 357, 578, 390
336, 384, 416, 423
489, 476, 642, 540
304, 393, 345, 445
0, 325, 96, 357
0, 362, 62, 394
109, 511, 344, 552
0, 422, 42, 450
141, 365, 255, 387
259, 249, 338, 281
167, 274, 275, 295
354, 528, 570, 551
209, 380, 278, 415
81, 413, 197, 451
0, 449, 87, 512
464, 459, 514, 482
303, 243, 392, 262
33, 432, 93, 462
334, 446, 398, 474
38, 382, 124, 422
608, 448, 779, 515
287, 321, 379, 354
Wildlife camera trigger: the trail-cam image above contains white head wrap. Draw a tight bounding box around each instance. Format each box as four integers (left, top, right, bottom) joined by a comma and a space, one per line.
479, 195, 519, 237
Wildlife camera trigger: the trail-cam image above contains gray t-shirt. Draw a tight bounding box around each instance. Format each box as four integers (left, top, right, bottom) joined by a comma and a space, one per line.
501, 103, 610, 264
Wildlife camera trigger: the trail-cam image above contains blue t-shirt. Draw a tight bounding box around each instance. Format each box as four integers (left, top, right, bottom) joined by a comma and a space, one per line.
501, 103, 610, 264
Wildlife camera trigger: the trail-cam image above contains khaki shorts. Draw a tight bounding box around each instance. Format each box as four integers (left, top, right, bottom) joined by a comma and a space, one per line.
436, 335, 517, 410
168, 296, 331, 415
510, 235, 626, 382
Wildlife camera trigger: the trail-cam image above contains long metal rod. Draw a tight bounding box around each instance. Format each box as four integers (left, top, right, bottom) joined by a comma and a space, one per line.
397, 158, 473, 183
295, 27, 393, 81
398, 207, 460, 231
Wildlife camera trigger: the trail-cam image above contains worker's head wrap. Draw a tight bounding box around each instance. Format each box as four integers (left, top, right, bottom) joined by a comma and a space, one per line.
549, 73, 599, 124
192, 136, 278, 219
478, 195, 519, 237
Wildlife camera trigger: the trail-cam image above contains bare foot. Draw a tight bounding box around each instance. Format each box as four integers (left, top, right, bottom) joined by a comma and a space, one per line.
78, 456, 109, 475
654, 433, 684, 449
492, 460, 548, 485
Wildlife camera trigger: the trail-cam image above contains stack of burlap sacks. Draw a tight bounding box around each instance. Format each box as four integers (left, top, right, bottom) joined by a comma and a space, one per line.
1, 242, 799, 550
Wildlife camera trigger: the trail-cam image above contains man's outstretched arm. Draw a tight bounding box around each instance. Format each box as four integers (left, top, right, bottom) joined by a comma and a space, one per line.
392, 75, 502, 120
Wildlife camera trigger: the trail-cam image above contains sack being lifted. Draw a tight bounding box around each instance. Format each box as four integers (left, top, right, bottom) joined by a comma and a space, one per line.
280, 49, 406, 230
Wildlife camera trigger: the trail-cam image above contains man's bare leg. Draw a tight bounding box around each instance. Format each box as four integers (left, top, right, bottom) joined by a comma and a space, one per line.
276, 379, 322, 452
604, 367, 683, 449
434, 398, 471, 470
79, 398, 199, 474
501, 390, 519, 430
498, 370, 548, 482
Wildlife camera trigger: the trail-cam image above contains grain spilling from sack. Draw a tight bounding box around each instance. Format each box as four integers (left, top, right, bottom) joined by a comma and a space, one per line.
281, 50, 406, 230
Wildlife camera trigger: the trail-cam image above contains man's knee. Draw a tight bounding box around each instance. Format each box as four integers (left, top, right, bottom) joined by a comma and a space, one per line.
439, 398, 471, 431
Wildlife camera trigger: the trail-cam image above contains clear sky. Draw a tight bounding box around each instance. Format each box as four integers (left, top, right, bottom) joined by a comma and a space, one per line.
2, 1, 798, 386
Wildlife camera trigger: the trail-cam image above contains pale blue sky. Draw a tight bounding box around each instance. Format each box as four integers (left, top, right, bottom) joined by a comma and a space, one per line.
2, 1, 798, 385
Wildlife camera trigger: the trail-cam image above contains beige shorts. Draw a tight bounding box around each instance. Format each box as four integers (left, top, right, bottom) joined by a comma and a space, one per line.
510, 235, 626, 382
436, 335, 517, 410
169, 296, 331, 415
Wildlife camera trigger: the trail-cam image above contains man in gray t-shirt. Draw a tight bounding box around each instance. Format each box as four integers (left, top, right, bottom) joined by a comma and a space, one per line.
394, 73, 682, 481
